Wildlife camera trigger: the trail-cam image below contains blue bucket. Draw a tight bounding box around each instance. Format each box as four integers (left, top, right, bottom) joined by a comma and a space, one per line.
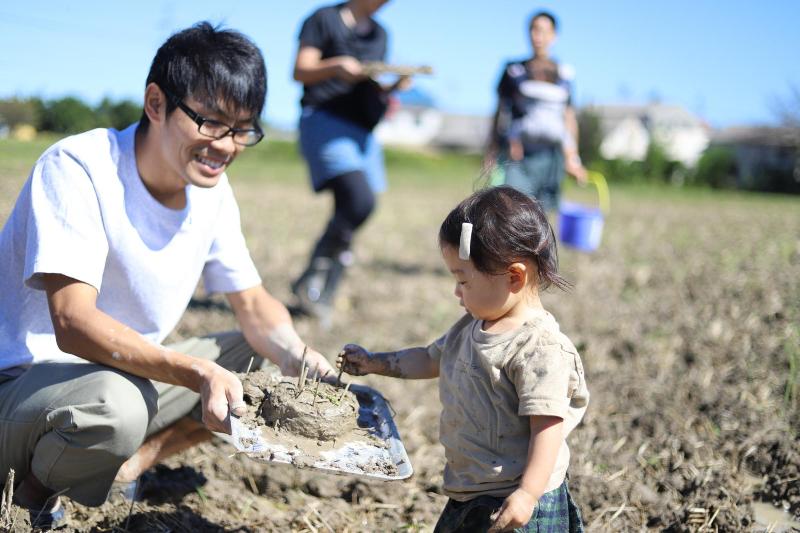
558, 172, 609, 252
559, 202, 604, 251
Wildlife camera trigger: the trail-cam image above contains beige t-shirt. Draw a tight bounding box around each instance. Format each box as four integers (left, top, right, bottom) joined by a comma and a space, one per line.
427, 310, 589, 501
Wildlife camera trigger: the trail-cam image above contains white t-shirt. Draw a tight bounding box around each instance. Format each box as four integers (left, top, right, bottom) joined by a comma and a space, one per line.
0, 125, 262, 370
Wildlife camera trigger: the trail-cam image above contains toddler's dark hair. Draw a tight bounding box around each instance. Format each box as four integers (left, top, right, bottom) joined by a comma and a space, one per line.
439, 186, 571, 291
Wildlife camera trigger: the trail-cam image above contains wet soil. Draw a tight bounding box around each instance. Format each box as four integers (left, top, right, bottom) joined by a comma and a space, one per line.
1, 178, 798, 532
240, 369, 360, 442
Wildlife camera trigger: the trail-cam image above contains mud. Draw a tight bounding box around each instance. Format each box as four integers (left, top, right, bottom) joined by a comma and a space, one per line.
233, 369, 398, 479
257, 376, 359, 441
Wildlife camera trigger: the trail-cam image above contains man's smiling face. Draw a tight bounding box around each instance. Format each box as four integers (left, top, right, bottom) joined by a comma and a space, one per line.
161, 94, 256, 189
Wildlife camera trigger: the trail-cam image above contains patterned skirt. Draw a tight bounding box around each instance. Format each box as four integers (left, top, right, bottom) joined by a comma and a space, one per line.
433, 480, 584, 533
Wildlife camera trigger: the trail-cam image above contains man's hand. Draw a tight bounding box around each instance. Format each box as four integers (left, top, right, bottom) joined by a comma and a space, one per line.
488, 488, 537, 532
280, 347, 335, 381
197, 361, 246, 434
337, 344, 376, 376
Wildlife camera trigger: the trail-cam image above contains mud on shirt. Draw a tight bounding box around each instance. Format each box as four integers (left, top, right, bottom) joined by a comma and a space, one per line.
427, 310, 589, 501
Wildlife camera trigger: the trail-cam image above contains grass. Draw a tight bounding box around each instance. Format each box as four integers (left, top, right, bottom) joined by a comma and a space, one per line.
0, 134, 485, 189
3, 132, 800, 201
228, 138, 485, 187
0, 134, 62, 180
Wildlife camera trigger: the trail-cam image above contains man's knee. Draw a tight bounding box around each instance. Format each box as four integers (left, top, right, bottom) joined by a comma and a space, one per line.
66, 370, 158, 457
28, 369, 157, 497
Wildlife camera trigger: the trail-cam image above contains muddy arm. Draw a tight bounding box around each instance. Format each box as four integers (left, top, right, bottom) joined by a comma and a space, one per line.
339, 345, 439, 379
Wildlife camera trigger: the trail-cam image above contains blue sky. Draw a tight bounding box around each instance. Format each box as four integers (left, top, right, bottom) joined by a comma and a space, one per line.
0, 1, 798, 130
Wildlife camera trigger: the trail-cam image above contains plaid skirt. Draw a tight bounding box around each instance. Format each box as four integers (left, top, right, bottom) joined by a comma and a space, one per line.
433, 480, 584, 533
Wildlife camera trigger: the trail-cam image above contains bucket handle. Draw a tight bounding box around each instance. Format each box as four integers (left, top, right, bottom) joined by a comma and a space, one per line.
586, 171, 610, 213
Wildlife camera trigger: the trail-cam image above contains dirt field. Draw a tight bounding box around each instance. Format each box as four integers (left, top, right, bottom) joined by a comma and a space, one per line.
1, 144, 799, 531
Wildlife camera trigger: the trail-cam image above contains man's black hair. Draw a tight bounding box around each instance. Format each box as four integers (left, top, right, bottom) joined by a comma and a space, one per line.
439, 186, 570, 291
529, 10, 558, 32
138, 21, 267, 132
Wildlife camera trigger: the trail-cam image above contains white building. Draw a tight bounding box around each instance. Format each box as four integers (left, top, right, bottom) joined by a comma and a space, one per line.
375, 88, 491, 153
587, 103, 710, 166
375, 104, 442, 147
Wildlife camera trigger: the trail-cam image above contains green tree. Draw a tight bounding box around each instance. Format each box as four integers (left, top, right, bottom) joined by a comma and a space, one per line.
577, 109, 602, 166
40, 97, 97, 133
691, 146, 737, 189
96, 98, 142, 130
0, 97, 40, 129
644, 141, 675, 182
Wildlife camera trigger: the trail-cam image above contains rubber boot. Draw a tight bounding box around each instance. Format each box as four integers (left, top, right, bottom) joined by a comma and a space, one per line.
291, 256, 332, 315
317, 249, 353, 308
291, 248, 352, 326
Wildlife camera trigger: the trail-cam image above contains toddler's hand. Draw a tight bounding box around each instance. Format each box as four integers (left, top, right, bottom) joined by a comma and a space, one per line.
337, 344, 374, 376
488, 488, 537, 532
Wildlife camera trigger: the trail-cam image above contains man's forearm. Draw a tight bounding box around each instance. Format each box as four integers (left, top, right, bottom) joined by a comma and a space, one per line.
52, 306, 207, 391
227, 286, 306, 372
565, 107, 580, 152
44, 273, 211, 390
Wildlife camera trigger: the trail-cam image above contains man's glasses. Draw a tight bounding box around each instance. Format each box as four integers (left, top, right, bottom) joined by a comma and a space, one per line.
163, 88, 264, 147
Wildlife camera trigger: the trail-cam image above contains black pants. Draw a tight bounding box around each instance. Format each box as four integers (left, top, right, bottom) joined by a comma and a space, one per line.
292, 170, 376, 310
313, 170, 376, 257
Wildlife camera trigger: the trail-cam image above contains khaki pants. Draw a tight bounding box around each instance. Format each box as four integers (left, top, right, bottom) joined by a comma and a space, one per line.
0, 331, 264, 506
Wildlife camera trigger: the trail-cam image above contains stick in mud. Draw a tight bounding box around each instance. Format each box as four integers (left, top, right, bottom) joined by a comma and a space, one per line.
1, 468, 14, 527
338, 381, 352, 402
298, 346, 308, 394
336, 350, 345, 387
312, 376, 322, 408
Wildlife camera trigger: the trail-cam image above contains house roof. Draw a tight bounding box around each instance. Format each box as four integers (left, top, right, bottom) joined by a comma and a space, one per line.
395, 87, 436, 108
433, 113, 491, 151
711, 126, 800, 148
583, 103, 706, 132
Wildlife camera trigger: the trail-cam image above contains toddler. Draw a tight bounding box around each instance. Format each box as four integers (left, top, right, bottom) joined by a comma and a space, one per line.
339, 186, 588, 532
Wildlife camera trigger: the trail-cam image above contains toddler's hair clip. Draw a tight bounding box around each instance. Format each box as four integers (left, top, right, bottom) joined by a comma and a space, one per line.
459, 222, 473, 260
